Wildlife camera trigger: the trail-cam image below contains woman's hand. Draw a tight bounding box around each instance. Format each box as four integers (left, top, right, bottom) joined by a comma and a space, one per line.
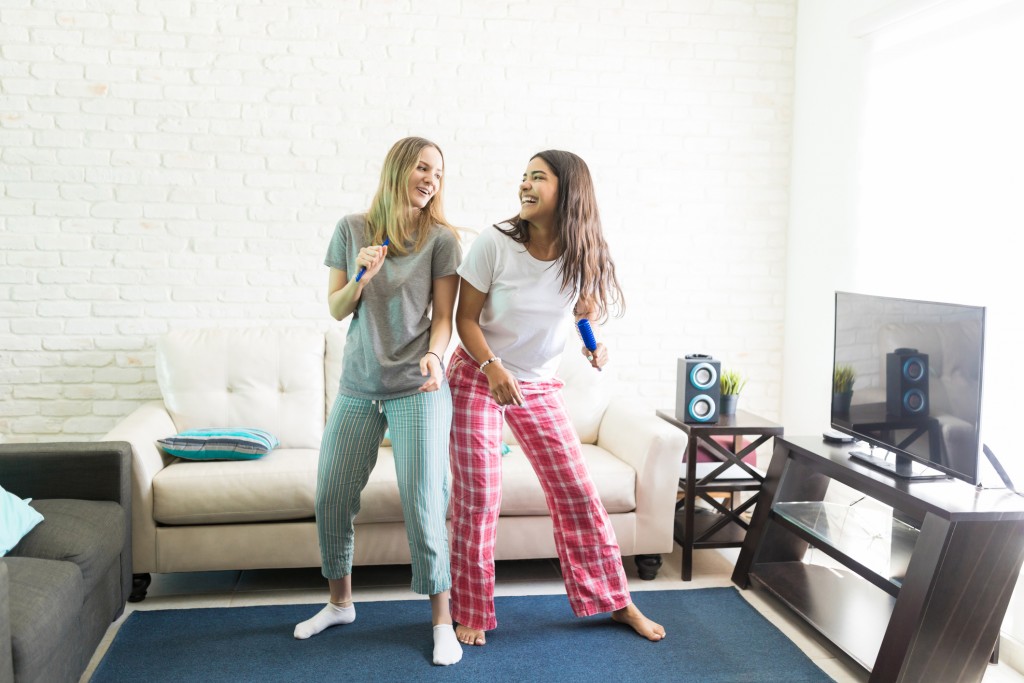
418, 353, 443, 393
484, 362, 524, 406
354, 243, 388, 283
582, 342, 608, 370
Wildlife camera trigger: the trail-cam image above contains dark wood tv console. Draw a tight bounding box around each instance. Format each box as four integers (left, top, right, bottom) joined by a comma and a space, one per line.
732, 436, 1024, 683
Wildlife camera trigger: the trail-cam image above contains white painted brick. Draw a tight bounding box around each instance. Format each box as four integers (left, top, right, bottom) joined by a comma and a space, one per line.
3, 44, 54, 62
5, 183, 59, 200
1, 0, 795, 442
29, 27, 81, 46
54, 10, 107, 28
0, 21, 30, 43
0, 78, 54, 97
28, 167, 79, 189
0, 401, 41, 420
1, 8, 55, 27
33, 200, 92, 217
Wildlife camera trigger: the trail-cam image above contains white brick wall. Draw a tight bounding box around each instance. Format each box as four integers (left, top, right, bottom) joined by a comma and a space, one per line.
0, 0, 796, 443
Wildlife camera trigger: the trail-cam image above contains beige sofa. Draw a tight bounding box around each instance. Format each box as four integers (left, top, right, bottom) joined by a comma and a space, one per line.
104, 327, 685, 600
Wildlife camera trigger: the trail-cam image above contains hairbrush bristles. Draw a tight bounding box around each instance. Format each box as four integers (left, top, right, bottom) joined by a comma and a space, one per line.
577, 319, 597, 352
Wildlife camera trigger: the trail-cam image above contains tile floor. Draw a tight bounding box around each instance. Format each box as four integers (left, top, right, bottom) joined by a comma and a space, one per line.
82, 544, 1023, 682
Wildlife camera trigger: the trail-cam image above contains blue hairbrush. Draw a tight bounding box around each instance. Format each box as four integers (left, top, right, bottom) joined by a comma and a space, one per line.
576, 319, 602, 372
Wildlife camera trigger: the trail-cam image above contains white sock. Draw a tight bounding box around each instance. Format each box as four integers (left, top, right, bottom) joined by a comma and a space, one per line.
293, 602, 356, 639
432, 624, 463, 666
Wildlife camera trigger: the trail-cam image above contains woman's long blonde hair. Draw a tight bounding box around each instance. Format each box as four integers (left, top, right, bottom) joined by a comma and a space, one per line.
499, 150, 624, 322
366, 136, 458, 254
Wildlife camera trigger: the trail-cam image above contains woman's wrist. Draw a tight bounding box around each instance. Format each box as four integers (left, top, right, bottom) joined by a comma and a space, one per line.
479, 357, 501, 372
426, 350, 442, 363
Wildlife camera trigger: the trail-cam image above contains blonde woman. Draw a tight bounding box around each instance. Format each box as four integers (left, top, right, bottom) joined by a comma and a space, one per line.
294, 137, 463, 666
447, 150, 666, 647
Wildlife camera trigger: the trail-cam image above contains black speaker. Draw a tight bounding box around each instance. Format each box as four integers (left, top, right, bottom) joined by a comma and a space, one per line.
676, 354, 720, 423
886, 348, 929, 417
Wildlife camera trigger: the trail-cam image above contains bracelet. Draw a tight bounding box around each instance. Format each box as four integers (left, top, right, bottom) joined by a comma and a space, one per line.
426, 351, 442, 363
479, 357, 501, 372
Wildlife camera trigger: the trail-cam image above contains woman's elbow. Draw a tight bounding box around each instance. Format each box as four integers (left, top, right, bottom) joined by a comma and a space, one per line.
454, 315, 476, 337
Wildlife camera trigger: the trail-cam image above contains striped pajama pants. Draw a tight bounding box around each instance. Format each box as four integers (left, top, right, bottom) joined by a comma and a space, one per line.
446, 347, 631, 631
315, 386, 453, 596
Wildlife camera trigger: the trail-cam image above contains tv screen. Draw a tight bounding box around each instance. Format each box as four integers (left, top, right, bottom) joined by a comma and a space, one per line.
831, 291, 985, 485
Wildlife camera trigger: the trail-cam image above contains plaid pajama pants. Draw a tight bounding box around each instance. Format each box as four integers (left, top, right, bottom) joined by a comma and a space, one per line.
446, 346, 631, 631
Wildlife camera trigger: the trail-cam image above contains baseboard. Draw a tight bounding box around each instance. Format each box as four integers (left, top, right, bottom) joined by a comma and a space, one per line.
998, 632, 1024, 675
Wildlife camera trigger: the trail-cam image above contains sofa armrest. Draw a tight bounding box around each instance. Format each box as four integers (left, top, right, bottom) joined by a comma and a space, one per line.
596, 399, 686, 555
0, 442, 131, 508
0, 441, 134, 625
103, 401, 178, 575
0, 562, 12, 683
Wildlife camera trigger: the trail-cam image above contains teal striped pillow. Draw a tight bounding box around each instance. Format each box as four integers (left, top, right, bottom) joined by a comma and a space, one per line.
157, 428, 279, 461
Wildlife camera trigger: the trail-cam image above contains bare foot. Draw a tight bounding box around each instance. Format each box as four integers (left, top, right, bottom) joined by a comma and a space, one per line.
455, 624, 486, 646
611, 603, 666, 641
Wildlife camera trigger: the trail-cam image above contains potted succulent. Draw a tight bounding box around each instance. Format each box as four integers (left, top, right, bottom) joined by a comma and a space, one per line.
719, 369, 747, 416
832, 364, 856, 414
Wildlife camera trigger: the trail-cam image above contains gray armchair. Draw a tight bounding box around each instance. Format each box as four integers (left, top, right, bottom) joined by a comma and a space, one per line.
0, 442, 132, 683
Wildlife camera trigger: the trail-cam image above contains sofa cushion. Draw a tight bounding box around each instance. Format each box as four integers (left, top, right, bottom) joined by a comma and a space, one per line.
556, 348, 611, 445
353, 446, 634, 521
353, 450, 406, 523
498, 445, 636, 516
9, 499, 126, 596
156, 327, 326, 450
1, 484, 44, 556
153, 448, 318, 525
3, 556, 84, 682
152, 444, 636, 526
157, 427, 280, 461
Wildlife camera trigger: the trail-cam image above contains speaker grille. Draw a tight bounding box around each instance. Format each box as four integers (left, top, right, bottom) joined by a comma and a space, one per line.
688, 394, 717, 422
689, 362, 718, 390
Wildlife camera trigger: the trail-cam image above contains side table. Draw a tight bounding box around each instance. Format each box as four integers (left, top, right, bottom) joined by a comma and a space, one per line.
656, 408, 784, 580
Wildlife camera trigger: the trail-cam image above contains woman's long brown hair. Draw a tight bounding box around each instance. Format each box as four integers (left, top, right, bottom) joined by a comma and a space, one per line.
499, 150, 624, 322
366, 136, 459, 254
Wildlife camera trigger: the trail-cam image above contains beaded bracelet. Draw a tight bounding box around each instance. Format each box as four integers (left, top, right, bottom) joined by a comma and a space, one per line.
479, 357, 501, 372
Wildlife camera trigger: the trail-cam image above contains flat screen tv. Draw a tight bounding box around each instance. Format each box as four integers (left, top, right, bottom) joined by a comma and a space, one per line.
830, 291, 985, 485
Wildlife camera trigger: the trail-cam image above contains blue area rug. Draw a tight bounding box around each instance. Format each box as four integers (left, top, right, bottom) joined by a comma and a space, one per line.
91, 588, 834, 682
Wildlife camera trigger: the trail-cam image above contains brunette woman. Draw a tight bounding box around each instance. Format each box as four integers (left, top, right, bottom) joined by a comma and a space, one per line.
446, 150, 666, 647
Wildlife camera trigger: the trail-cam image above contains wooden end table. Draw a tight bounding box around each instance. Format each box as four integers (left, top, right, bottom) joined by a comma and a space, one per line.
656, 408, 784, 580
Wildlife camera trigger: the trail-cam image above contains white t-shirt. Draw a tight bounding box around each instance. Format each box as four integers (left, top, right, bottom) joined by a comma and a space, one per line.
458, 223, 576, 381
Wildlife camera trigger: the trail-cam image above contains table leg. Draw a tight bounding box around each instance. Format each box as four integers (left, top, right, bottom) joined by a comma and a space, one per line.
682, 436, 699, 580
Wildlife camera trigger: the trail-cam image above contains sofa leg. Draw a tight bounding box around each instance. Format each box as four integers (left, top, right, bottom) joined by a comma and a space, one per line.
634, 554, 662, 580
129, 573, 152, 602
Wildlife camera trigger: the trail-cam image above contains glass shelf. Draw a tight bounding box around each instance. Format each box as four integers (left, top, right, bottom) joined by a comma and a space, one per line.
773, 501, 919, 585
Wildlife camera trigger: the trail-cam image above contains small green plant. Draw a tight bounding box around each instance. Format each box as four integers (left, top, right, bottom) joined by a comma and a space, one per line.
833, 364, 856, 394
720, 369, 747, 396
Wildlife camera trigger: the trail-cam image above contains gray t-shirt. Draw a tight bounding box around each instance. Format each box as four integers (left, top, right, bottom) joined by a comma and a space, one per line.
324, 213, 462, 400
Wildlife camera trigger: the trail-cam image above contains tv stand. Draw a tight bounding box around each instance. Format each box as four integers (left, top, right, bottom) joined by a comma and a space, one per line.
733, 436, 1024, 682
848, 447, 947, 482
